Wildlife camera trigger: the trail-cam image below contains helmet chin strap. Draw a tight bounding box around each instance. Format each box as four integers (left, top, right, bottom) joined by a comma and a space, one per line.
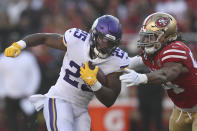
93, 47, 108, 59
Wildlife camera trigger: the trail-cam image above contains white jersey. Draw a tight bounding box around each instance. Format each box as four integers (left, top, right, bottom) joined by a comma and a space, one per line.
45, 28, 130, 107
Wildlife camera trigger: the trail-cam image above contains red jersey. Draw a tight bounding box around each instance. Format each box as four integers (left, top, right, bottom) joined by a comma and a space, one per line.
142, 41, 197, 108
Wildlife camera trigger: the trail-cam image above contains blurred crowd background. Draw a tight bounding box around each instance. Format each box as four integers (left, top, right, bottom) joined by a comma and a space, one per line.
0, 0, 197, 131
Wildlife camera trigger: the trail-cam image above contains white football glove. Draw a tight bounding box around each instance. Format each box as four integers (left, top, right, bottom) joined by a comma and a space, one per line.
119, 68, 148, 87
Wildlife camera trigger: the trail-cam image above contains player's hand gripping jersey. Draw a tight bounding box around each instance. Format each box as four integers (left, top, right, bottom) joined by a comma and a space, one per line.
142, 41, 197, 108
45, 28, 129, 107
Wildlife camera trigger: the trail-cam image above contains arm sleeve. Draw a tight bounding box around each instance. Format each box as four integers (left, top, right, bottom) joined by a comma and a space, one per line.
160, 47, 188, 66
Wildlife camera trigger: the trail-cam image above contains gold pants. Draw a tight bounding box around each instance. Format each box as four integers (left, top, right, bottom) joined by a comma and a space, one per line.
169, 107, 197, 131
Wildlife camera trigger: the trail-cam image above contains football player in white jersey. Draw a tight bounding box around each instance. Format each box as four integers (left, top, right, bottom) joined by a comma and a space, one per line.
4, 15, 130, 131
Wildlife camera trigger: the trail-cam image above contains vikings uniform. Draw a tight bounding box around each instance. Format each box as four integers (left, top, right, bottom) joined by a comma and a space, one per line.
142, 41, 197, 109
35, 28, 129, 131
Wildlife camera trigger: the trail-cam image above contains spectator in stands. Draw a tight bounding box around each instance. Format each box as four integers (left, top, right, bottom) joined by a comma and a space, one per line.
0, 50, 41, 131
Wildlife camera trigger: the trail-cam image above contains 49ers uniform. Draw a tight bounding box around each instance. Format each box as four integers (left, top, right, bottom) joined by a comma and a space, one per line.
142, 41, 197, 131
131, 11, 197, 131
142, 41, 197, 108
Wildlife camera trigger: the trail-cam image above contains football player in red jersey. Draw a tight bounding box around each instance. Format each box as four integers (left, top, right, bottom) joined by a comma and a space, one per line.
120, 12, 197, 131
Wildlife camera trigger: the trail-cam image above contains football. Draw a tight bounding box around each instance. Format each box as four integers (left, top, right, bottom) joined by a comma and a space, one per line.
97, 67, 107, 86
88, 61, 107, 86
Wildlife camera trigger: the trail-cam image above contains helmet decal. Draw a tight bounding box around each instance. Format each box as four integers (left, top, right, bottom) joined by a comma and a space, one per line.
105, 34, 116, 41
155, 17, 170, 28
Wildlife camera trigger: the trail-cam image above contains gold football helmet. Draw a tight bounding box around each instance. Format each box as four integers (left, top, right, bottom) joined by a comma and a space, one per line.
138, 12, 177, 54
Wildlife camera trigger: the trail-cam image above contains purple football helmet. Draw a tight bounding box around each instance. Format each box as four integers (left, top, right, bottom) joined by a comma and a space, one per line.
90, 15, 122, 59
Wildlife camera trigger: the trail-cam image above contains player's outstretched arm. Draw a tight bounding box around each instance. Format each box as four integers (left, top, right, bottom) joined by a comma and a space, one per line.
5, 33, 66, 57
120, 62, 189, 87
146, 62, 189, 84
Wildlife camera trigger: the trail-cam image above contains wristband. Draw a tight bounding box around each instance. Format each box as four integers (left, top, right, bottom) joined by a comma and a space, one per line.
16, 40, 26, 49
91, 81, 102, 91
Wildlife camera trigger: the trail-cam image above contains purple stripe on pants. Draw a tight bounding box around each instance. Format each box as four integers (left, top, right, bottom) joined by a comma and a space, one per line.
49, 98, 58, 131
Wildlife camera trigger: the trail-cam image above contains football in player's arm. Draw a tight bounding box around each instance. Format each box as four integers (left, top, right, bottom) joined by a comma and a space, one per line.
120, 12, 197, 131
4, 15, 129, 131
